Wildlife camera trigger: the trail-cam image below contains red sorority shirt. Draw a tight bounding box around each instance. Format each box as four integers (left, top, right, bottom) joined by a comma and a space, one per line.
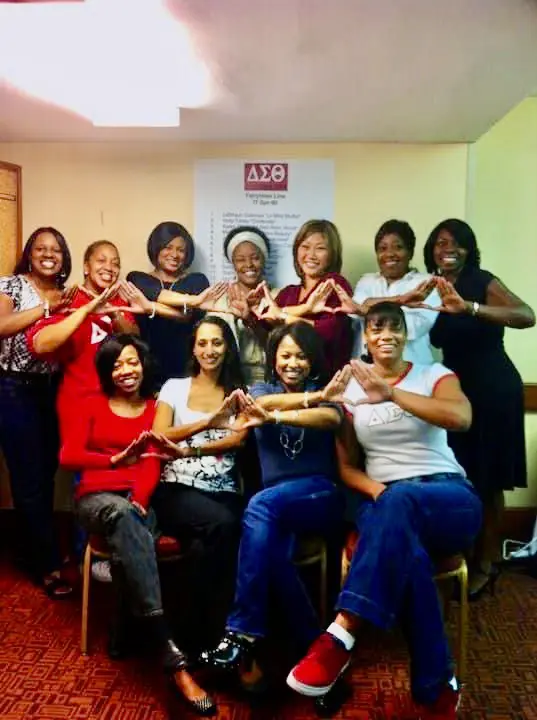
26, 288, 136, 442
59, 396, 160, 509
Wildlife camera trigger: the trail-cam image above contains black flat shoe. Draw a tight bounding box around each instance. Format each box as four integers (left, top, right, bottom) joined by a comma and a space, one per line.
468, 565, 501, 602
198, 631, 258, 671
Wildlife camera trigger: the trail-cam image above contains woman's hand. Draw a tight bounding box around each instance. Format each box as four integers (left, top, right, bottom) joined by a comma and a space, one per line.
82, 286, 119, 316
206, 389, 246, 431
399, 278, 437, 308
320, 365, 353, 404
304, 280, 335, 314
141, 432, 190, 461
48, 285, 78, 313
370, 481, 387, 500
227, 283, 251, 320
114, 281, 153, 315
331, 282, 365, 315
194, 282, 229, 311
239, 395, 273, 429
349, 359, 394, 404
433, 277, 470, 314
110, 431, 150, 466
250, 283, 285, 323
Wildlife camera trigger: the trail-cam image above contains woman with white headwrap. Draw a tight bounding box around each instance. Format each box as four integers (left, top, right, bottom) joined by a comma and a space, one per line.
212, 226, 275, 386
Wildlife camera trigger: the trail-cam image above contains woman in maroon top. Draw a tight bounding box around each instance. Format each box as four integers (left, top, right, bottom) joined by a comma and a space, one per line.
60, 333, 217, 717
257, 220, 353, 375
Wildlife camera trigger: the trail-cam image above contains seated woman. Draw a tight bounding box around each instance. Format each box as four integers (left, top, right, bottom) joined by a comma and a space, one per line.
59, 333, 217, 717
286, 302, 482, 720
200, 322, 345, 688
151, 316, 247, 653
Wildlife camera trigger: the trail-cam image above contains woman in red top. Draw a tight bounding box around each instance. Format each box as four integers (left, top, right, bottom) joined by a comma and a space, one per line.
255, 220, 353, 376
60, 333, 217, 717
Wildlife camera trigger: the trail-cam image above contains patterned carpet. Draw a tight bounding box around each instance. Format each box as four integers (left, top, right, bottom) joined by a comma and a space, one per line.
1, 555, 537, 720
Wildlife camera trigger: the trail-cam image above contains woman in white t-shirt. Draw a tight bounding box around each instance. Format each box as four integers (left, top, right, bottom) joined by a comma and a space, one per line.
151, 315, 247, 654
288, 301, 482, 719
337, 220, 440, 364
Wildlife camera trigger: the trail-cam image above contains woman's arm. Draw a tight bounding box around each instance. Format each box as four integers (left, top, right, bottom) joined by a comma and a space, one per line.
0, 293, 45, 338
335, 416, 386, 499
59, 410, 114, 469
185, 429, 248, 455
478, 278, 535, 328
240, 401, 342, 431
392, 375, 471, 431
153, 400, 210, 442
31, 304, 92, 355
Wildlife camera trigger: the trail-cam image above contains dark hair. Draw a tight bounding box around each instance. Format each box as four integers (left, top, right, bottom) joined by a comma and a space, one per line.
265, 322, 327, 386
147, 221, 195, 269
14, 226, 72, 286
95, 334, 155, 398
364, 301, 407, 332
188, 315, 245, 395
83, 240, 119, 265
223, 225, 271, 259
292, 219, 343, 278
374, 219, 416, 256
423, 219, 481, 273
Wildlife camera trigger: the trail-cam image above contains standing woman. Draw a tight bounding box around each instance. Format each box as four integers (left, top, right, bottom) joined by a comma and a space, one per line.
211, 225, 274, 385
258, 220, 353, 376
0, 227, 73, 597
27, 240, 139, 443
338, 219, 439, 364
424, 219, 535, 598
127, 221, 210, 385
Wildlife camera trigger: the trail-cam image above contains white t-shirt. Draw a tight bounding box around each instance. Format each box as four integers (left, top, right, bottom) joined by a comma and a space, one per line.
352, 271, 440, 365
344, 362, 465, 484
157, 377, 238, 494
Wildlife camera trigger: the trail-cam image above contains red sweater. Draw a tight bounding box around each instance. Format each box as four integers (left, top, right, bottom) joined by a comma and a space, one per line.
26, 288, 135, 443
60, 395, 160, 509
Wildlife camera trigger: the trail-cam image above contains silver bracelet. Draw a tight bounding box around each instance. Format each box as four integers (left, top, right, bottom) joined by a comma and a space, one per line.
273, 409, 282, 424
183, 301, 188, 314
303, 391, 309, 409
43, 299, 50, 319
149, 302, 156, 319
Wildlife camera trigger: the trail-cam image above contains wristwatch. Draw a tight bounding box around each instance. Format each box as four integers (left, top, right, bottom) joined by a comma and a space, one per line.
470, 301, 480, 316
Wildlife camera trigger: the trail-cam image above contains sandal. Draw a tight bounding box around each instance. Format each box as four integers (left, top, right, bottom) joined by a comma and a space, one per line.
43, 575, 73, 599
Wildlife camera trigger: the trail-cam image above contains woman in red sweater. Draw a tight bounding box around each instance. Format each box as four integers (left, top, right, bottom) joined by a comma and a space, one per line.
60, 333, 217, 717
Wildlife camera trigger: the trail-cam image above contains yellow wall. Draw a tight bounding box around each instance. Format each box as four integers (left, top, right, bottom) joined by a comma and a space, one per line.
467, 97, 537, 507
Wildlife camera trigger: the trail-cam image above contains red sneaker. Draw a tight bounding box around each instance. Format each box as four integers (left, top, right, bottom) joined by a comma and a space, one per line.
286, 632, 351, 697
417, 678, 461, 719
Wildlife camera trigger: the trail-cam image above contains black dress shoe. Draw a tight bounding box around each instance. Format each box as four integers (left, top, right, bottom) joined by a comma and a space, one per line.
198, 631, 258, 671
162, 639, 188, 673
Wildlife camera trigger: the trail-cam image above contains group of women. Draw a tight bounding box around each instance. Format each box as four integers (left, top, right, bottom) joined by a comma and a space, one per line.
0, 215, 534, 717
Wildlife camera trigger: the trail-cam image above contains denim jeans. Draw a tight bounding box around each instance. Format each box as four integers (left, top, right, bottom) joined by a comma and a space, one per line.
0, 374, 61, 576
337, 473, 482, 705
77, 492, 163, 617
226, 475, 343, 649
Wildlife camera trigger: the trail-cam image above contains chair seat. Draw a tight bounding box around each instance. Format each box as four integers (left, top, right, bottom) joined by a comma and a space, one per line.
89, 534, 181, 558
342, 529, 464, 577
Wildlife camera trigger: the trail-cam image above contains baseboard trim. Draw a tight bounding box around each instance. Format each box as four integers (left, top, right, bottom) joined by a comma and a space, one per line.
502, 506, 536, 542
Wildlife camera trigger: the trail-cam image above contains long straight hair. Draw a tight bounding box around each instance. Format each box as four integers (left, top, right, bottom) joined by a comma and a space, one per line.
188, 315, 245, 395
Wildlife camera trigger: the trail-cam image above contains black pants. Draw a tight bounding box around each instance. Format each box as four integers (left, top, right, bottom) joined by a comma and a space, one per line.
0, 374, 61, 577
151, 482, 243, 652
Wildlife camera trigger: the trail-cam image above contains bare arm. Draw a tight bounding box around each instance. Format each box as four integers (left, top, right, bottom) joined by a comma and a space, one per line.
153, 400, 210, 442
335, 416, 386, 499
186, 430, 248, 455
391, 375, 471, 431
477, 278, 535, 329
0, 293, 45, 338
32, 305, 91, 354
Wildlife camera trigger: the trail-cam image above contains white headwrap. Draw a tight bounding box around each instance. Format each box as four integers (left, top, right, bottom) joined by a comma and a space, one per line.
225, 230, 269, 263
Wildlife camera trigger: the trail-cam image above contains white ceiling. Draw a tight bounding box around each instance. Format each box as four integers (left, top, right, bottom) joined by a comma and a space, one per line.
1, 0, 537, 143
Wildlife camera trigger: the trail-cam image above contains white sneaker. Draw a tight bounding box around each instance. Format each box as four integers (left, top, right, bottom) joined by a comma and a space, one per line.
91, 560, 113, 583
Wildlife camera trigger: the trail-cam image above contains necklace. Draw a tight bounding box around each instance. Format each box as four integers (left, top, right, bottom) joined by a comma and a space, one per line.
279, 427, 305, 460
156, 272, 184, 292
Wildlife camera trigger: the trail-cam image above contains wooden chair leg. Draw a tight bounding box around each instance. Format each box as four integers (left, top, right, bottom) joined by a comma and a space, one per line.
319, 545, 328, 625
458, 562, 469, 683
80, 543, 92, 655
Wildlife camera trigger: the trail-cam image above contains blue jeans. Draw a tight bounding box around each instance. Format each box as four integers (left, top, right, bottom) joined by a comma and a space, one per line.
226, 475, 343, 649
337, 473, 482, 705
